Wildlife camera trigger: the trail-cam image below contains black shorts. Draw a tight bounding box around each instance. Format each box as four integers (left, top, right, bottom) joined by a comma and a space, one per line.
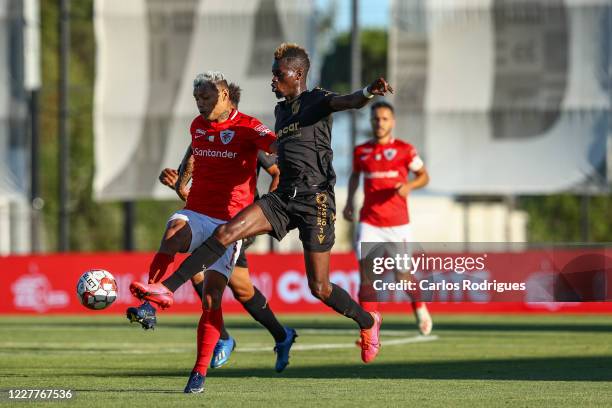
256, 189, 336, 252
234, 235, 256, 269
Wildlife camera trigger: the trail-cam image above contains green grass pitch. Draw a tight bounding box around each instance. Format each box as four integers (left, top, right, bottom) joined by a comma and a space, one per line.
1, 313, 611, 407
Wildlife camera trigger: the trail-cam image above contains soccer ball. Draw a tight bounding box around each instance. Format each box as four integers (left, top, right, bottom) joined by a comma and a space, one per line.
76, 269, 118, 310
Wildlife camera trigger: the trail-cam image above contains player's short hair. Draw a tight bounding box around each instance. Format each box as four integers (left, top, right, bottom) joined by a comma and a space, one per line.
193, 71, 229, 90
274, 43, 310, 74
370, 101, 395, 116
228, 82, 241, 107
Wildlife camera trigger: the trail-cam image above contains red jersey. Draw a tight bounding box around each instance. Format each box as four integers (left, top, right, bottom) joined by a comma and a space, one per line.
185, 110, 276, 220
353, 138, 424, 227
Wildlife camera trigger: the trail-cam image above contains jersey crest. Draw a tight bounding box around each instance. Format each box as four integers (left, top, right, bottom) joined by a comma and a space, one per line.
220, 130, 235, 145
291, 100, 301, 115
383, 148, 397, 161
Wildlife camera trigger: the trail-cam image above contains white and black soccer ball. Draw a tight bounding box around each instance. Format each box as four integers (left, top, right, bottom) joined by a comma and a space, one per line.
76, 269, 118, 310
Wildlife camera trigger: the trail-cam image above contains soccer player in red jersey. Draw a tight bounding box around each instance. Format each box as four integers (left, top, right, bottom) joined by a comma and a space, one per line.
131, 71, 287, 393
133, 83, 289, 372
130, 44, 393, 376
343, 101, 432, 336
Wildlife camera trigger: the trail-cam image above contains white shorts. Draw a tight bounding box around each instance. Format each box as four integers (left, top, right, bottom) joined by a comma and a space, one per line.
168, 209, 242, 280
355, 221, 413, 261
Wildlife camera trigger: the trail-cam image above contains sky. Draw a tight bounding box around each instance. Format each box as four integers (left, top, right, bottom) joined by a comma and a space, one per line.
317, 0, 390, 32
313, 1, 391, 185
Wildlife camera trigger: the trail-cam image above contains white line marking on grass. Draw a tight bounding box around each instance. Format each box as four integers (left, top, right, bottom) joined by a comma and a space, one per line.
0, 331, 438, 355
237, 335, 439, 352
296, 328, 416, 337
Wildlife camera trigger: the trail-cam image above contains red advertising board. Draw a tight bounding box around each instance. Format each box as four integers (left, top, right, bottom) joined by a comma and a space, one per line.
0, 252, 610, 314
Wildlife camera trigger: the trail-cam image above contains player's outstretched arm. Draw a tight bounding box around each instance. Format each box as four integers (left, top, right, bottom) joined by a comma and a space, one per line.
175, 145, 194, 201
329, 77, 394, 112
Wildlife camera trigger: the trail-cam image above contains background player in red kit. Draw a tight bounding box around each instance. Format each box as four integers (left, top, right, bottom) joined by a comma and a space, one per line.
130, 71, 279, 393
343, 101, 432, 336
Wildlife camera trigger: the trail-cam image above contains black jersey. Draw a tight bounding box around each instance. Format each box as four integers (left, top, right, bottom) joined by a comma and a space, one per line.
274, 88, 337, 192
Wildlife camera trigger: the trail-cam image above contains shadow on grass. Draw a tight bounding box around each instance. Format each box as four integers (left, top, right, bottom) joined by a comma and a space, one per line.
81, 356, 612, 382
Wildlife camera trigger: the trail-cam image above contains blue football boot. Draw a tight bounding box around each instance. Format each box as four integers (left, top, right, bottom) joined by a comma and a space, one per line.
210, 337, 236, 368
126, 301, 157, 330
274, 327, 297, 373
184, 371, 205, 393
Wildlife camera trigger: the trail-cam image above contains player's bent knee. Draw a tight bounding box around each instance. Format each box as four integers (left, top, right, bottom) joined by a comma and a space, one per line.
213, 224, 237, 247
309, 281, 332, 300
160, 237, 185, 254
202, 289, 223, 311
191, 272, 204, 285
161, 221, 191, 253
231, 285, 255, 304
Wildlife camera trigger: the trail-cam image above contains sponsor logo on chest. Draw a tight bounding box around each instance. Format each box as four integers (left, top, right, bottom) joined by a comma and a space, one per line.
277, 122, 301, 139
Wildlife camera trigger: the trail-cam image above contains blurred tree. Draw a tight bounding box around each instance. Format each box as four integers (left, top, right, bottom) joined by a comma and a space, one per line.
320, 29, 387, 93
518, 195, 611, 243
40, 0, 180, 251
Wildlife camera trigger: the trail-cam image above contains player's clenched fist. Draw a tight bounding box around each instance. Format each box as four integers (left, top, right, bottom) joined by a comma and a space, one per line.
394, 182, 411, 198
342, 203, 354, 222
159, 168, 179, 189
367, 77, 394, 96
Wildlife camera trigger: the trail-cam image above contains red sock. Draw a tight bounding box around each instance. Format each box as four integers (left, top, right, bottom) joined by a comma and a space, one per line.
192, 308, 223, 376
148, 252, 175, 283
359, 283, 379, 312
412, 301, 424, 309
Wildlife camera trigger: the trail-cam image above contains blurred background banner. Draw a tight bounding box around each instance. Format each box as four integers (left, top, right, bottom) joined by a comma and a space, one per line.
389, 0, 611, 194
93, 0, 314, 201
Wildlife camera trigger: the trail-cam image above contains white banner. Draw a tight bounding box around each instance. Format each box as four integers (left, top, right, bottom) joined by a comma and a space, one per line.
389, 0, 611, 194
0, 0, 33, 200
94, 0, 314, 200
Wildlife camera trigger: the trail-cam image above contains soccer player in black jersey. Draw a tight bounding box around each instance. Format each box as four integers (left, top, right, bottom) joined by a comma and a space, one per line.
131, 43, 393, 368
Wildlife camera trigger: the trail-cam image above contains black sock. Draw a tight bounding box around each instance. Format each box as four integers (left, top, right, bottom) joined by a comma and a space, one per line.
163, 235, 227, 292
242, 287, 287, 343
324, 284, 374, 329
191, 280, 203, 299
191, 280, 230, 340
219, 325, 230, 340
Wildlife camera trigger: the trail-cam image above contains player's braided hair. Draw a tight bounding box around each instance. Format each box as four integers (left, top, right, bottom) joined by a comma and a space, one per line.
274, 43, 310, 74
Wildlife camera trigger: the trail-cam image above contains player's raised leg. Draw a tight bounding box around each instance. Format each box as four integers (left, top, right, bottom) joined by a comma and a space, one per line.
126, 217, 191, 328
130, 202, 272, 306
304, 250, 382, 363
